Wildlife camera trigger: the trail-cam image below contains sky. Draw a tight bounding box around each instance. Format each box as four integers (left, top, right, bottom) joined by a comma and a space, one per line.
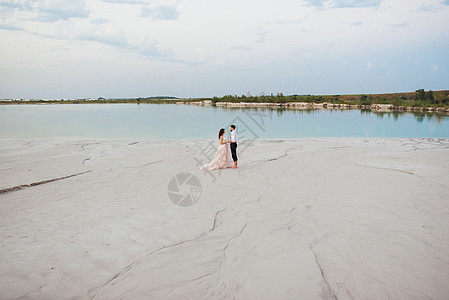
0, 0, 448, 99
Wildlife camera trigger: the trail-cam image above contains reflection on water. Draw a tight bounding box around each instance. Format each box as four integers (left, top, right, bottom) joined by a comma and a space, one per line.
360, 109, 448, 124
225, 106, 449, 124
0, 104, 448, 139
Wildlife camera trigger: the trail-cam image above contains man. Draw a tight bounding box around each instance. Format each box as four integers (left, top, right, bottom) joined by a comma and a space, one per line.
228, 124, 238, 169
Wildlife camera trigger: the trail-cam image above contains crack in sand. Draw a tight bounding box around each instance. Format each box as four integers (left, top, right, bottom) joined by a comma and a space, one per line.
216, 217, 249, 299
209, 206, 229, 231
353, 163, 415, 176
0, 170, 92, 195
365, 273, 392, 300
144, 159, 164, 167
90, 234, 208, 298
309, 245, 338, 300
267, 145, 302, 162
353, 163, 449, 190
246, 145, 302, 168
79, 142, 100, 150
92, 217, 249, 299
122, 159, 165, 169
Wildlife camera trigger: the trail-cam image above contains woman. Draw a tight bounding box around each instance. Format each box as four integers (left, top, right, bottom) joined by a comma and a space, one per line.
200, 128, 234, 170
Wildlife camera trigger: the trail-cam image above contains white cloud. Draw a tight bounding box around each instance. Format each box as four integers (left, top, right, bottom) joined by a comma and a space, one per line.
76, 21, 128, 48
390, 22, 407, 27
0, 0, 89, 21
304, 0, 382, 8
100, 0, 150, 4
36, 0, 89, 21
1, 0, 449, 98
140, 4, 179, 20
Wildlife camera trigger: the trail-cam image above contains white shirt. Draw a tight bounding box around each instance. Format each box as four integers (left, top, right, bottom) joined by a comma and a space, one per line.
230, 130, 237, 143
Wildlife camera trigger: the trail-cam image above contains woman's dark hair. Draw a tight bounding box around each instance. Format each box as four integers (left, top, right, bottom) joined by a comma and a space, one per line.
218, 128, 225, 139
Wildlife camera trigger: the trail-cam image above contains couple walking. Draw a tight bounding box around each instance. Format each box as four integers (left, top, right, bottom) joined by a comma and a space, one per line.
200, 125, 238, 170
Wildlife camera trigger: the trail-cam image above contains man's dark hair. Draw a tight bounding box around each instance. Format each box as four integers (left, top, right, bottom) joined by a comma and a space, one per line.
230, 125, 236, 129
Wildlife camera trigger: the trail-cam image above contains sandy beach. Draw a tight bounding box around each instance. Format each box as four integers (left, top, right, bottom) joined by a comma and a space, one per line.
1, 138, 449, 299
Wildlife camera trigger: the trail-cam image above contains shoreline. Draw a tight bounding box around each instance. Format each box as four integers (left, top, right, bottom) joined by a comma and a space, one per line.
178, 100, 449, 114
1, 137, 449, 143
1, 100, 449, 114
2, 89, 449, 113
2, 90, 449, 115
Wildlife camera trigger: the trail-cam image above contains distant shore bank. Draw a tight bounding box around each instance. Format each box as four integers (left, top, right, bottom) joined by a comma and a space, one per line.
177, 100, 449, 114
1, 90, 448, 113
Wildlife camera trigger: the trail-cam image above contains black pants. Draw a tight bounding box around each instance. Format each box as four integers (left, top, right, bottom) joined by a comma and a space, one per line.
230, 142, 238, 162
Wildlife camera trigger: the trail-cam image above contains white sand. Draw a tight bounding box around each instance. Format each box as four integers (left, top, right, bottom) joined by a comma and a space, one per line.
1, 138, 449, 299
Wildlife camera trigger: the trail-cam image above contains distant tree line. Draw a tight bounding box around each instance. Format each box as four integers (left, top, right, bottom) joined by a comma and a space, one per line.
204, 90, 449, 107
1, 91, 448, 107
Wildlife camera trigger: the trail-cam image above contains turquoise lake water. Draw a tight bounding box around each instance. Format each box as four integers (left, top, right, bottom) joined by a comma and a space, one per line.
0, 104, 448, 139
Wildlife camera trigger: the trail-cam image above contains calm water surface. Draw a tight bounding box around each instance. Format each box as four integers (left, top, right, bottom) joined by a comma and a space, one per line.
0, 104, 448, 139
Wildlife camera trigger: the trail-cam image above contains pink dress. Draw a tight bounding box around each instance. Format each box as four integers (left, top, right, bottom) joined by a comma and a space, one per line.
200, 136, 234, 170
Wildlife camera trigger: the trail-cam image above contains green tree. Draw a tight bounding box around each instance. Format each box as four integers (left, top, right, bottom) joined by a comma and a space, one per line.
428, 90, 435, 104
415, 89, 426, 101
